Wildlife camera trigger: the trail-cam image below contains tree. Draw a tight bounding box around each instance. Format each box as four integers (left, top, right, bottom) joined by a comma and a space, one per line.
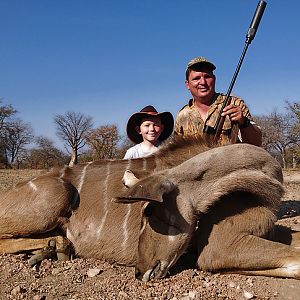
256, 106, 300, 168
286, 101, 300, 138
85, 124, 120, 159
0, 100, 16, 129
26, 136, 67, 169
115, 136, 134, 159
0, 99, 17, 166
3, 119, 34, 166
54, 111, 93, 166
286, 101, 300, 168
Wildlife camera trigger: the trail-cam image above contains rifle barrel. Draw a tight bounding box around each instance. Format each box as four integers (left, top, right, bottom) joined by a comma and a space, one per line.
204, 0, 267, 141
213, 42, 250, 133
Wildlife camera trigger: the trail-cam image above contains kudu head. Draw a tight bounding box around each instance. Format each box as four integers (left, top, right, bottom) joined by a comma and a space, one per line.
115, 173, 196, 281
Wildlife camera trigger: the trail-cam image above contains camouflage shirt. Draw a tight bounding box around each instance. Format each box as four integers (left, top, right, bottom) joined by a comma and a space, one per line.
174, 93, 253, 144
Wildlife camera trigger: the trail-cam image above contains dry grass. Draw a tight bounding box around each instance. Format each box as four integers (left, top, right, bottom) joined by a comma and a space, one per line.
0, 169, 47, 191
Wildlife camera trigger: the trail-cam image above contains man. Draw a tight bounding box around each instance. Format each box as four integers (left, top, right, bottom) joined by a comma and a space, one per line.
174, 57, 262, 146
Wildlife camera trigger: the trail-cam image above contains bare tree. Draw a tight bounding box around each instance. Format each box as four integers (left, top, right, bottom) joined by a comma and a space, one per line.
286, 101, 300, 168
286, 101, 300, 139
256, 108, 299, 168
86, 124, 120, 159
0, 100, 17, 166
115, 135, 134, 159
54, 111, 93, 166
25, 136, 67, 169
4, 119, 34, 167
0, 99, 16, 129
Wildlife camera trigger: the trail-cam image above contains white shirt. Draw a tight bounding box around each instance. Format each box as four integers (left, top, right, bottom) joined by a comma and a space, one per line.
123, 143, 159, 159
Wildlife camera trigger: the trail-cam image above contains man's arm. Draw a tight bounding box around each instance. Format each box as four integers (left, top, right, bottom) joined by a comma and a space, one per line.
239, 122, 262, 146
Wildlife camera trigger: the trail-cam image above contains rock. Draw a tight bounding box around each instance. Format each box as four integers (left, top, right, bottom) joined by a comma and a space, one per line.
11, 286, 26, 295
118, 291, 129, 298
188, 291, 197, 299
185, 269, 197, 278
87, 268, 102, 277
243, 290, 254, 299
41, 259, 52, 270
33, 295, 46, 300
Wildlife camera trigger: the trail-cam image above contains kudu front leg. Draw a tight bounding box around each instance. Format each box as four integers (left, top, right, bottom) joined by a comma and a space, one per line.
196, 200, 300, 279
221, 236, 300, 279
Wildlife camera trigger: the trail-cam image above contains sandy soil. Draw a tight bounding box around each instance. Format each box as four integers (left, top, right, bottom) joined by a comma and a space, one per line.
0, 169, 299, 300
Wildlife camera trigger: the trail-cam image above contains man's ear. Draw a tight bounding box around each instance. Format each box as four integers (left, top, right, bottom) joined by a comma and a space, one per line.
185, 80, 190, 90
114, 174, 176, 204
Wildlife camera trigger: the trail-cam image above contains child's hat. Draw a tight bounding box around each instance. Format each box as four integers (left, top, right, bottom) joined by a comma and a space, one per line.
126, 105, 174, 144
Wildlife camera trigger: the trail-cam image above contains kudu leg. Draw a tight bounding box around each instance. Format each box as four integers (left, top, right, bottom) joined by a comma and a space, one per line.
272, 225, 300, 250
0, 176, 76, 264
290, 231, 300, 249
0, 235, 54, 254
0, 176, 76, 236
199, 233, 300, 279
195, 197, 300, 279
0, 232, 73, 266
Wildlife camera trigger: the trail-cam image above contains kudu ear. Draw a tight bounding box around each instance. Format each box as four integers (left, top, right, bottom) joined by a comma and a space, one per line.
114, 174, 176, 204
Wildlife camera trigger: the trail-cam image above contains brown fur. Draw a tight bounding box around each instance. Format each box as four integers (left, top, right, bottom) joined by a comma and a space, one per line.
1, 136, 299, 280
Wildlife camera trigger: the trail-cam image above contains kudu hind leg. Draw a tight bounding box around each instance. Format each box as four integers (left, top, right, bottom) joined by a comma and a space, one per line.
0, 176, 76, 237
0, 176, 76, 263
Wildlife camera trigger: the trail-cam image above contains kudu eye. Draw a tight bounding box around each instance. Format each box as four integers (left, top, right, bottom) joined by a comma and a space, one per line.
144, 204, 153, 217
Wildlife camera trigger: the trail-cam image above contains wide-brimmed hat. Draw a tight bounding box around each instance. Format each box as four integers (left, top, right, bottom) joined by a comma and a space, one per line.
126, 105, 174, 144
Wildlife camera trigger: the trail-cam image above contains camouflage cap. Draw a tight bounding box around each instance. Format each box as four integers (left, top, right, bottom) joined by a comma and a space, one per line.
186, 56, 216, 71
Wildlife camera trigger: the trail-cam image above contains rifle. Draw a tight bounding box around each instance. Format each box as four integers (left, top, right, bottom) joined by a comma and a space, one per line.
203, 0, 267, 143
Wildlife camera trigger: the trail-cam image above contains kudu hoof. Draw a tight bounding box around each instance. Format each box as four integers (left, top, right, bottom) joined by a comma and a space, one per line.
28, 239, 57, 267
27, 236, 73, 266
56, 236, 73, 261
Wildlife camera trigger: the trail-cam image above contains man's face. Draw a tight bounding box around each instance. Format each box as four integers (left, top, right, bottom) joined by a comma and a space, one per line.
185, 68, 215, 102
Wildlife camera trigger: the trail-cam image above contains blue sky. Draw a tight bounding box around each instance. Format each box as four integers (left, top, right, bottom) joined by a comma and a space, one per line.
1, 0, 300, 148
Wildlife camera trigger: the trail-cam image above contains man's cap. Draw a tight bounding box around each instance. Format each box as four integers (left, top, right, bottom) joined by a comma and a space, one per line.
126, 105, 174, 144
186, 56, 216, 71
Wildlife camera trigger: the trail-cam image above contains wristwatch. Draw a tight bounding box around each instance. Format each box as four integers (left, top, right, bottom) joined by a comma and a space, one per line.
239, 117, 251, 129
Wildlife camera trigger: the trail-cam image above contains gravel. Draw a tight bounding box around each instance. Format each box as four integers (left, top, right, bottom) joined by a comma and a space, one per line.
0, 169, 299, 300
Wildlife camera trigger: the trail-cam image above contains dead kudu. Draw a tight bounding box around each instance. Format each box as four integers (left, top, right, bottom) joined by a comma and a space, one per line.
1, 136, 300, 281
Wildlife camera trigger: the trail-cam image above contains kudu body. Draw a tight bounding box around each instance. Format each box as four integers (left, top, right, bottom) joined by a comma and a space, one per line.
1, 137, 300, 280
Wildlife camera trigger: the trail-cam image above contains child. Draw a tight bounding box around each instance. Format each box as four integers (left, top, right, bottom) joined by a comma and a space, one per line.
124, 105, 174, 159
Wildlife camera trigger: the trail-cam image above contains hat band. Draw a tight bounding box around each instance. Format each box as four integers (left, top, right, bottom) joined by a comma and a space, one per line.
144, 111, 157, 115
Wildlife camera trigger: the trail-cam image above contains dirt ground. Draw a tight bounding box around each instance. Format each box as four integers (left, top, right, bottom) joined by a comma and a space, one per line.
0, 169, 300, 300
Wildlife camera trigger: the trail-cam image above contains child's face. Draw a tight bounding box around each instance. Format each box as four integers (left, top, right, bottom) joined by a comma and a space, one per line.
136, 117, 164, 144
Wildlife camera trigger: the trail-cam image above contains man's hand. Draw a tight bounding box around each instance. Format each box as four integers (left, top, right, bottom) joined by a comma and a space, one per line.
221, 104, 245, 125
